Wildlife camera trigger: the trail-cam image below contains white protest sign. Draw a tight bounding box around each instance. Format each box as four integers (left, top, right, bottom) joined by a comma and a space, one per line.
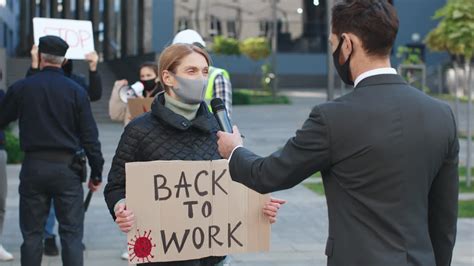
33, 17, 94, 60
126, 159, 271, 263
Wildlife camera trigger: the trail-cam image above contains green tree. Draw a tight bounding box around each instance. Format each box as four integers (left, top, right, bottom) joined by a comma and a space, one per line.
425, 0, 474, 186
239, 37, 272, 91
425, 0, 474, 59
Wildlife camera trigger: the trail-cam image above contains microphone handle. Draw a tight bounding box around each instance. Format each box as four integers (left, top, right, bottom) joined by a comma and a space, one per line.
215, 110, 233, 133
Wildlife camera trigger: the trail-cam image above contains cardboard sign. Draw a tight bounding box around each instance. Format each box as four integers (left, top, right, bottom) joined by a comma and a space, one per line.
33, 17, 94, 60
128, 98, 154, 119
125, 160, 270, 263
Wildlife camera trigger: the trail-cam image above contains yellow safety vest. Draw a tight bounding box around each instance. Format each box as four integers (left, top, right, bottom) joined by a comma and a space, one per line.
205, 66, 230, 111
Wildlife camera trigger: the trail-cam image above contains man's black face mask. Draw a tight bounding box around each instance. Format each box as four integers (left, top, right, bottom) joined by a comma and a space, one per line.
332, 36, 354, 86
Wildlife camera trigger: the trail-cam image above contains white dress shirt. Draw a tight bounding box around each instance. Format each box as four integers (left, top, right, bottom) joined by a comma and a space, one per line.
354, 67, 397, 87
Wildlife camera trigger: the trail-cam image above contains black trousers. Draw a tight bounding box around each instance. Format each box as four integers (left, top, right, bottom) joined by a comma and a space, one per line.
19, 157, 84, 266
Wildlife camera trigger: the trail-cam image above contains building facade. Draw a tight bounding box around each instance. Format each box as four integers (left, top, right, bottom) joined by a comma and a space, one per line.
153, 0, 449, 87
2, 0, 449, 88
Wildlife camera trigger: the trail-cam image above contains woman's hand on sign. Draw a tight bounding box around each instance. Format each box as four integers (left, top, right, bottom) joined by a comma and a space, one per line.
263, 197, 287, 224
115, 202, 135, 233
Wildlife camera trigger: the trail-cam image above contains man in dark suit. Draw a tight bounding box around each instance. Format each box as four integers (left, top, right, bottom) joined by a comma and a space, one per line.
216, 1, 459, 265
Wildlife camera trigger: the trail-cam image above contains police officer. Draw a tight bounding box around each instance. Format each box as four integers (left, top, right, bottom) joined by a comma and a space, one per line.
172, 29, 233, 116
27, 44, 103, 257
0, 35, 104, 266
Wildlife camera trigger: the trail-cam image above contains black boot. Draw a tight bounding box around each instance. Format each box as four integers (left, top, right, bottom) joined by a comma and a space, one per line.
44, 236, 59, 256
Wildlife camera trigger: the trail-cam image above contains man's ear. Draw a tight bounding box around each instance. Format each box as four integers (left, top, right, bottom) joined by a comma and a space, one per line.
340, 33, 354, 60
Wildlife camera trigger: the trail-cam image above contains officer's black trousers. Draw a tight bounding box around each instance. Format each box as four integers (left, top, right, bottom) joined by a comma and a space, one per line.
19, 158, 84, 266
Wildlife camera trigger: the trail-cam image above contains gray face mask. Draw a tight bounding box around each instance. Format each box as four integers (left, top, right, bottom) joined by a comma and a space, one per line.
170, 74, 208, 104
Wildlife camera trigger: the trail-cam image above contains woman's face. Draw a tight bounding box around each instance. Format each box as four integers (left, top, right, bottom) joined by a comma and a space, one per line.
162, 52, 209, 100
139, 66, 158, 81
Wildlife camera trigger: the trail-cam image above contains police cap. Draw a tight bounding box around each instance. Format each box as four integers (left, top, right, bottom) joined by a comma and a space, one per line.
38, 35, 69, 57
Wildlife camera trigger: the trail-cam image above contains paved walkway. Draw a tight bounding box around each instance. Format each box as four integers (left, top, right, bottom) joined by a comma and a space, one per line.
1, 90, 473, 265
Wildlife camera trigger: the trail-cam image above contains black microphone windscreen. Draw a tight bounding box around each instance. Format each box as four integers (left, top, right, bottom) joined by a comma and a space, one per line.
211, 98, 226, 113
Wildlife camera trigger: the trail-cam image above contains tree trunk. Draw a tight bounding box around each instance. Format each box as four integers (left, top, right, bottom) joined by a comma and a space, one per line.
465, 60, 472, 187
453, 59, 460, 131
271, 0, 278, 100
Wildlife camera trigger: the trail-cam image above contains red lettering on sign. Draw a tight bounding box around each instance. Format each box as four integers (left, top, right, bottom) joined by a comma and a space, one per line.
42, 27, 91, 49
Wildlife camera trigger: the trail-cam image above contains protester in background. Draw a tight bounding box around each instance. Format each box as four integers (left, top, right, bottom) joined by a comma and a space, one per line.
109, 62, 164, 125
104, 43, 285, 265
0, 68, 14, 261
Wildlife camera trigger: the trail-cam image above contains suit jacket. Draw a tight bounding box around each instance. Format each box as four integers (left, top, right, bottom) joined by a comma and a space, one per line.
229, 74, 459, 266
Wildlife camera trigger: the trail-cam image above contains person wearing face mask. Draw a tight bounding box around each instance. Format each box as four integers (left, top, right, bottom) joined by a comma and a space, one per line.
109, 62, 164, 125
172, 29, 233, 116
216, 1, 459, 266
109, 61, 164, 259
104, 43, 285, 265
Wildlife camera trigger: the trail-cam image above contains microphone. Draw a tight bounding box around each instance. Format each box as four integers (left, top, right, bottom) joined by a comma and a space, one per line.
211, 98, 233, 133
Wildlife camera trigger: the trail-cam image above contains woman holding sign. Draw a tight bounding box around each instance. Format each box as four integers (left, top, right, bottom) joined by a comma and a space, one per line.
104, 43, 285, 265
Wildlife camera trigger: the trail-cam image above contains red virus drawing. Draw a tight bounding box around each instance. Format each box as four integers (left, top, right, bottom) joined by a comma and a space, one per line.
128, 229, 157, 263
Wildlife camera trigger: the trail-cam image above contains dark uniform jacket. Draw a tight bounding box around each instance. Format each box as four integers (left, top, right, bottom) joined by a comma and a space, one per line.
27, 66, 102, 101
0, 66, 103, 177
229, 74, 459, 266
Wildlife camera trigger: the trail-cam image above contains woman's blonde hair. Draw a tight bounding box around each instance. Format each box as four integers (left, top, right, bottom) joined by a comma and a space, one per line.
158, 43, 210, 91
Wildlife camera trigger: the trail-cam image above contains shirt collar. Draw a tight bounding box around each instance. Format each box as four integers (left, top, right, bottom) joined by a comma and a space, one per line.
354, 68, 397, 87
41, 66, 65, 74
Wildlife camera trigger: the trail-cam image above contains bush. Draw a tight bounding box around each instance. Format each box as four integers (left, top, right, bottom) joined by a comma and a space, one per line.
212, 36, 241, 56
5, 129, 23, 164
239, 37, 271, 61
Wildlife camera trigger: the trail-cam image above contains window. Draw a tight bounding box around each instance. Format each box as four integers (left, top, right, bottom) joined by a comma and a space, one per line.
177, 17, 191, 31
259, 20, 271, 38
227, 20, 237, 38
209, 15, 222, 37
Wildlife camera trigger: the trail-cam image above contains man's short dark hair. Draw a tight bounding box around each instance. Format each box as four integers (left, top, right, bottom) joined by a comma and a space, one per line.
332, 0, 399, 57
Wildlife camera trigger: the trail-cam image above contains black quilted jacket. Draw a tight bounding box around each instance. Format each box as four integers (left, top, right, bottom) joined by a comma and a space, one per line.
104, 93, 224, 266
